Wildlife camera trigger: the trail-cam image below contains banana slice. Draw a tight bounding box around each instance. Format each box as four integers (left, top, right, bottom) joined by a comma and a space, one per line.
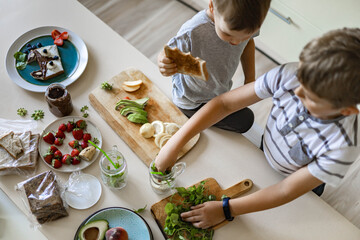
123, 79, 143, 87
164, 122, 181, 135
151, 120, 165, 137
139, 123, 155, 138
122, 84, 140, 92
154, 132, 171, 148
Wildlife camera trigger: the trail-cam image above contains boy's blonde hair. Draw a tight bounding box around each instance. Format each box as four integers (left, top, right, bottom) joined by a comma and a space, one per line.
298, 28, 360, 108
212, 0, 271, 32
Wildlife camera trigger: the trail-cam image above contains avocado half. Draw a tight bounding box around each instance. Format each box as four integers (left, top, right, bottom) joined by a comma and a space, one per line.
78, 219, 109, 240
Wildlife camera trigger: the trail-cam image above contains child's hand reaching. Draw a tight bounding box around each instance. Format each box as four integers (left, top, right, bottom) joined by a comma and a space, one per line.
157, 50, 177, 76
180, 201, 225, 229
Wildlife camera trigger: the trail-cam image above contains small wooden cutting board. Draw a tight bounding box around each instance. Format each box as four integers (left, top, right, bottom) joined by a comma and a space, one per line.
151, 178, 253, 238
89, 68, 200, 166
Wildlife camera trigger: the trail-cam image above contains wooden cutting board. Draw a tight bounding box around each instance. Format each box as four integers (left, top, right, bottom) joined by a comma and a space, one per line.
151, 178, 253, 238
89, 68, 200, 166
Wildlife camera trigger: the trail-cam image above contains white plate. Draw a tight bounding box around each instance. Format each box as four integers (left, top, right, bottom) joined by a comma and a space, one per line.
5, 26, 88, 92
39, 116, 102, 172
64, 173, 102, 210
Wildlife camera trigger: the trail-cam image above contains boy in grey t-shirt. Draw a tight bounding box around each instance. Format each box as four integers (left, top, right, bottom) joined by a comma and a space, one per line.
158, 0, 271, 133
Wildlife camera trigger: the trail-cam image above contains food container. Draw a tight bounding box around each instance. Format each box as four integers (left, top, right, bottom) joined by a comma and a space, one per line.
99, 145, 128, 190
149, 160, 186, 194
45, 83, 73, 117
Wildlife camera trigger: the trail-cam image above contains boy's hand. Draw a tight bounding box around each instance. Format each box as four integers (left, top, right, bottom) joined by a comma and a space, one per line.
180, 201, 224, 229
157, 50, 177, 76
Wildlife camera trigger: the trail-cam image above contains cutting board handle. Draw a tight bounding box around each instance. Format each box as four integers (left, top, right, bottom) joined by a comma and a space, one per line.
222, 179, 253, 198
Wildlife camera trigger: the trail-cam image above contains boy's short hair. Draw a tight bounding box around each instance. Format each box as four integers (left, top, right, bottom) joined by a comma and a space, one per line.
298, 28, 360, 108
212, 0, 271, 32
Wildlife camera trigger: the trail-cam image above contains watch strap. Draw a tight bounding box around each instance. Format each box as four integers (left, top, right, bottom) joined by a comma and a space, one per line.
222, 197, 234, 221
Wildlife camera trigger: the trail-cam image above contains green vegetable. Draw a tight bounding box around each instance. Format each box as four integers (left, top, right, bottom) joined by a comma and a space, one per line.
80, 105, 89, 118
92, 137, 100, 145
115, 97, 150, 124
115, 97, 149, 110
163, 181, 215, 239
101, 81, 113, 90
17, 108, 27, 116
120, 106, 148, 117
127, 113, 148, 124
133, 205, 147, 214
88, 140, 118, 169
31, 110, 44, 120
14, 52, 27, 70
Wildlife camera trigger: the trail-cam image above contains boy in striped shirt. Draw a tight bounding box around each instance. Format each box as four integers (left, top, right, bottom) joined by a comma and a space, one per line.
155, 28, 360, 229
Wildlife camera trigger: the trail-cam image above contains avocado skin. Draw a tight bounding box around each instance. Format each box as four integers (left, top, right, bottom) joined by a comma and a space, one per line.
78, 219, 109, 240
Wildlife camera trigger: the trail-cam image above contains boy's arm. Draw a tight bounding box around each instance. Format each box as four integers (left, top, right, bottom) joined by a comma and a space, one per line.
155, 82, 262, 172
181, 166, 323, 229
241, 39, 256, 84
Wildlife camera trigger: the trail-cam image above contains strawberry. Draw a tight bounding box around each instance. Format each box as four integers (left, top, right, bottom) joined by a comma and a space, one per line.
43, 152, 54, 164
48, 145, 58, 154
52, 159, 62, 168
58, 123, 67, 132
68, 140, 80, 149
72, 128, 83, 140
67, 120, 75, 132
80, 141, 88, 149
71, 148, 80, 157
54, 37, 63, 46
51, 29, 61, 40
72, 156, 81, 165
83, 133, 92, 143
43, 132, 55, 144
76, 120, 87, 129
54, 138, 63, 146
61, 154, 72, 165
55, 130, 65, 139
59, 31, 69, 40
54, 150, 62, 159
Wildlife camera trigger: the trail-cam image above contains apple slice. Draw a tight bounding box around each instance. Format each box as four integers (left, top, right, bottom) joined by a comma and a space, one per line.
123, 80, 143, 87
122, 84, 141, 92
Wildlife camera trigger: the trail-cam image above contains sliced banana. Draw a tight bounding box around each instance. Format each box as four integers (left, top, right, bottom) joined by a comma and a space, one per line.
139, 123, 155, 138
165, 122, 181, 135
154, 132, 171, 148
151, 120, 165, 137
122, 84, 140, 92
123, 79, 143, 87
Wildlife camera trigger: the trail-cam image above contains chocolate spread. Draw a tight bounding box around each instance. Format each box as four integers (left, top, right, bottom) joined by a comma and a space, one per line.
31, 50, 55, 80
45, 83, 73, 117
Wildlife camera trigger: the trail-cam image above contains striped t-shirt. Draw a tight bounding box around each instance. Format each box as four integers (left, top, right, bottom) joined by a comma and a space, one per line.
254, 62, 359, 187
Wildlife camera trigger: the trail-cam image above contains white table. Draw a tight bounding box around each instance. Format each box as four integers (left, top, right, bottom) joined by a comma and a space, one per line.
0, 0, 359, 239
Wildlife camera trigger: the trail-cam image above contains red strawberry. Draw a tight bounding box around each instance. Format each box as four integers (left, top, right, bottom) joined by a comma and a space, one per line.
51, 29, 61, 40
52, 159, 62, 168
54, 150, 62, 159
54, 138, 63, 146
80, 141, 88, 149
67, 120, 75, 132
58, 123, 67, 132
55, 129, 66, 139
71, 148, 80, 157
72, 156, 81, 165
76, 120, 87, 129
62, 154, 72, 165
83, 133, 92, 143
72, 128, 83, 140
48, 145, 58, 154
54, 37, 63, 46
59, 31, 69, 40
43, 152, 54, 164
68, 140, 80, 149
43, 132, 55, 144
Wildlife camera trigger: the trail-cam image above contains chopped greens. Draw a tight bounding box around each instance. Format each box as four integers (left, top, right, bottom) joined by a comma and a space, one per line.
92, 137, 100, 145
17, 107, 27, 116
31, 110, 44, 120
101, 81, 113, 90
80, 105, 89, 118
133, 205, 147, 214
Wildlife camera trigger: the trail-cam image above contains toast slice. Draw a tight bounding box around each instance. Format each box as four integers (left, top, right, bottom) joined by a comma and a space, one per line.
0, 131, 23, 159
164, 45, 209, 81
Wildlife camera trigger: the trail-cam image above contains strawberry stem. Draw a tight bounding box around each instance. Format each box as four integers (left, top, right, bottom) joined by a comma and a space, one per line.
88, 140, 118, 169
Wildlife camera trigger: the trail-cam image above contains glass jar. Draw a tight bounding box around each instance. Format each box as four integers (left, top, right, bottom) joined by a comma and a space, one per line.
149, 160, 186, 194
45, 83, 73, 117
99, 145, 128, 190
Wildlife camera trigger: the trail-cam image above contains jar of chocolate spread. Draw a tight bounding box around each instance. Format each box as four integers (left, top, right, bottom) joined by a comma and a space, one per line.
45, 83, 73, 117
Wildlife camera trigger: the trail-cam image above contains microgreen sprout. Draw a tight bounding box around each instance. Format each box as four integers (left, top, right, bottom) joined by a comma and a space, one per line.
31, 110, 44, 120
88, 140, 118, 169
17, 107, 27, 116
133, 205, 147, 214
80, 105, 89, 118
101, 81, 113, 90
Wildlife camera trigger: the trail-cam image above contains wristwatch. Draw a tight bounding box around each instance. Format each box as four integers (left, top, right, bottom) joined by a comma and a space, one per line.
222, 197, 234, 221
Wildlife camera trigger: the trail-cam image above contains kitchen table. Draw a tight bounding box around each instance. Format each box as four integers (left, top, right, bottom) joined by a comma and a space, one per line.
1, 0, 360, 239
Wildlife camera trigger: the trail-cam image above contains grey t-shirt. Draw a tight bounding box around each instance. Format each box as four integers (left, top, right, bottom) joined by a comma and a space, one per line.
168, 10, 258, 109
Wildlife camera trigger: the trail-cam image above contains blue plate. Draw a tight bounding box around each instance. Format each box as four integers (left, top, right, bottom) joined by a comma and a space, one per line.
5, 26, 88, 92
74, 207, 153, 240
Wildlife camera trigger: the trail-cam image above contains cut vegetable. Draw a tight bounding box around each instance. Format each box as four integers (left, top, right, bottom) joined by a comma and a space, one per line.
139, 123, 155, 138
165, 122, 181, 135
154, 132, 171, 148
151, 120, 165, 137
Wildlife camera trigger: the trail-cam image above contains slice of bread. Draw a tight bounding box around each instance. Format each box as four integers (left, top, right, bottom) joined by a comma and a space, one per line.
0, 131, 24, 159
164, 45, 209, 81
